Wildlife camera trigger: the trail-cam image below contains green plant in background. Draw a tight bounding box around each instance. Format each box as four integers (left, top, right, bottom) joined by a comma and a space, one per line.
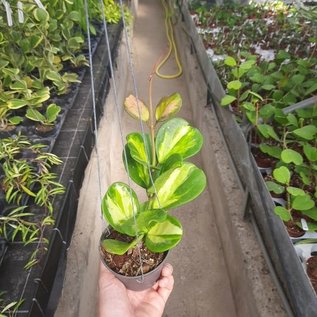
191, 1, 317, 235
0, 292, 23, 317
26, 103, 61, 126
0, 206, 38, 243
101, 92, 206, 255
0, 134, 65, 213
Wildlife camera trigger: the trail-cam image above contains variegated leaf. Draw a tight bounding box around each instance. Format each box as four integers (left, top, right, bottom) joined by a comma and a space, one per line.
101, 238, 138, 255
145, 215, 183, 252
126, 133, 152, 165
124, 95, 149, 122
156, 118, 203, 163
136, 209, 167, 233
155, 93, 182, 122
148, 162, 206, 209
123, 145, 151, 189
101, 182, 139, 236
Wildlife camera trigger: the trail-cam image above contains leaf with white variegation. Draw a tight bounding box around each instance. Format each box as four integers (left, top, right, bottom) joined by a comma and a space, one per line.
124, 95, 149, 122
123, 145, 151, 189
145, 215, 183, 252
148, 162, 206, 210
155, 93, 182, 122
126, 133, 152, 165
156, 118, 203, 164
101, 182, 139, 236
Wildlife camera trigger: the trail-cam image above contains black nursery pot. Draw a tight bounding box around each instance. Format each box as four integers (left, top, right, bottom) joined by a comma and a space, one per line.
99, 229, 169, 291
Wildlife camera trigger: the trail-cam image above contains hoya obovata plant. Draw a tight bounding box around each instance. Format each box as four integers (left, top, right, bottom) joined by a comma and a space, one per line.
100, 92, 207, 255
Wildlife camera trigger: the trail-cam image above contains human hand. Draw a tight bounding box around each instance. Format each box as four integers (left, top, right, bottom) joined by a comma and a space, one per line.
98, 261, 174, 317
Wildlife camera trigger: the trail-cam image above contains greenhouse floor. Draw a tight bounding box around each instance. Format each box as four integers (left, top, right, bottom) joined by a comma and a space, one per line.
54, 0, 287, 316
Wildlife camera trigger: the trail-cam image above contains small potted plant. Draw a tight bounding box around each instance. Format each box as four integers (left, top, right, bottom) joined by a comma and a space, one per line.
99, 90, 207, 291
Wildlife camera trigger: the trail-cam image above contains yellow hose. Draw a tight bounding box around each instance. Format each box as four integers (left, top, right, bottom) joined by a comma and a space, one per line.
155, 0, 183, 79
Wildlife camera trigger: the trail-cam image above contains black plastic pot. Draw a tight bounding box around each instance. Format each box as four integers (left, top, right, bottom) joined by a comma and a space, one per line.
99, 229, 169, 291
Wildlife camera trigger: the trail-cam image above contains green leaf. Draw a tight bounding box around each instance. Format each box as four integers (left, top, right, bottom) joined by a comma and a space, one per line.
123, 145, 151, 189
292, 194, 315, 211
46, 70, 61, 82
274, 206, 291, 222
101, 182, 139, 236
241, 102, 255, 112
124, 95, 149, 122
68, 11, 80, 22
291, 74, 305, 85
46, 103, 61, 123
281, 149, 303, 165
305, 82, 317, 96
126, 133, 151, 165
250, 73, 264, 83
249, 90, 263, 101
265, 181, 284, 194
136, 209, 167, 233
286, 113, 298, 128
30, 35, 43, 49
10, 80, 27, 91
262, 84, 275, 91
220, 95, 236, 106
273, 166, 290, 185
301, 207, 317, 221
259, 104, 275, 120
7, 99, 27, 109
227, 80, 242, 90
224, 56, 236, 67
159, 153, 183, 175
259, 144, 282, 159
148, 162, 206, 210
156, 118, 203, 164
9, 116, 23, 125
20, 184, 36, 197
240, 59, 256, 70
303, 144, 317, 162
257, 124, 279, 141
276, 50, 290, 60
293, 125, 317, 140
155, 93, 182, 122
145, 215, 183, 252
26, 108, 45, 123
33, 8, 49, 23
287, 187, 305, 196
101, 238, 139, 255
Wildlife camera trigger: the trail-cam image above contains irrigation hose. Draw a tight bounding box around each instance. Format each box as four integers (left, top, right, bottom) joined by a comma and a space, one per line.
155, 0, 183, 79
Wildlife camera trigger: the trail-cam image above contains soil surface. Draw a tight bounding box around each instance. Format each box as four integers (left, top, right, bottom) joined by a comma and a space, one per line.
285, 220, 305, 238
100, 230, 165, 276
251, 147, 276, 168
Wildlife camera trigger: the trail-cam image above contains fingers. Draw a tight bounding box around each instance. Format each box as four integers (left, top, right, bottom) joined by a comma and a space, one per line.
99, 261, 121, 290
161, 263, 173, 277
157, 263, 174, 302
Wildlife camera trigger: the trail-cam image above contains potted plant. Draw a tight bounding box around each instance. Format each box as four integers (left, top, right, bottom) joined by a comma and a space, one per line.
99, 90, 207, 291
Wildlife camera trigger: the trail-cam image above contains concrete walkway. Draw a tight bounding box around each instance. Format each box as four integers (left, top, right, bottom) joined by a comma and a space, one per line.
55, 1, 286, 316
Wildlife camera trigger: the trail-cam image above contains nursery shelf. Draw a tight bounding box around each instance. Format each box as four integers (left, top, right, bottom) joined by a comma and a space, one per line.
0, 23, 122, 317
